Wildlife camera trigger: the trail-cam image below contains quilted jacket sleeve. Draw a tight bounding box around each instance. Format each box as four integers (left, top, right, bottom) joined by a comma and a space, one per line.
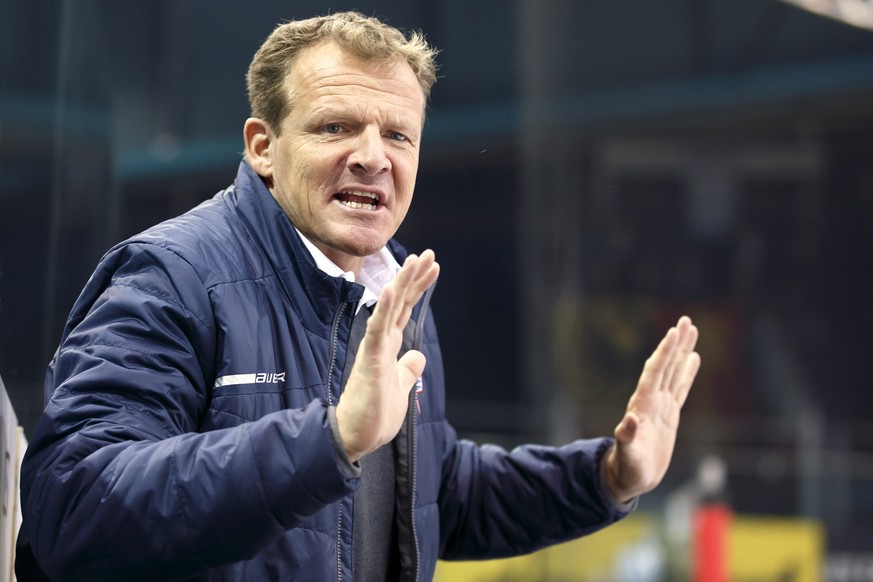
19, 243, 358, 580
437, 422, 633, 560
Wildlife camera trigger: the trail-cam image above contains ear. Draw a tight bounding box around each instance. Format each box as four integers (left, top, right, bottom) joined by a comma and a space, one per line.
244, 117, 274, 180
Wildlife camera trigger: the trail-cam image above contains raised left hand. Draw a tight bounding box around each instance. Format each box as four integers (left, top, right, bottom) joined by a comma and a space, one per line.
605, 316, 701, 503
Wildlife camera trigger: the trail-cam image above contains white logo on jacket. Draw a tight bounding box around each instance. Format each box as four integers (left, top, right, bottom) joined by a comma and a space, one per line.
213, 372, 286, 389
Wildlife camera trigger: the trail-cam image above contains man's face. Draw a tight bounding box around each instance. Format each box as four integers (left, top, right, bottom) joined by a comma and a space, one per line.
261, 41, 425, 273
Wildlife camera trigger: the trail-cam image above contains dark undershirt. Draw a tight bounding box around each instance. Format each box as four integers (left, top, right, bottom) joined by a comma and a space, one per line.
342, 305, 400, 581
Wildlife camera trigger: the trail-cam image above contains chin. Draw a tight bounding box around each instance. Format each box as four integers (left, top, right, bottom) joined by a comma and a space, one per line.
336, 230, 393, 257
346, 242, 386, 258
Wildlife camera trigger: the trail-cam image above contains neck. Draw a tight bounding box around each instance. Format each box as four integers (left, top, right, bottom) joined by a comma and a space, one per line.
322, 247, 365, 278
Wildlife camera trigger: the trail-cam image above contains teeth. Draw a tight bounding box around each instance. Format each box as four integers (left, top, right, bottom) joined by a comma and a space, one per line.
339, 200, 377, 210
338, 190, 379, 210
343, 190, 379, 201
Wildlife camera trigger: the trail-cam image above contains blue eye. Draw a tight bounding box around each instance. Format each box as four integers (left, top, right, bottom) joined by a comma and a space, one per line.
323, 124, 343, 134
389, 131, 408, 142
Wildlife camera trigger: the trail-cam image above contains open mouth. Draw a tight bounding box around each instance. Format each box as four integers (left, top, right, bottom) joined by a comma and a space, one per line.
335, 190, 380, 210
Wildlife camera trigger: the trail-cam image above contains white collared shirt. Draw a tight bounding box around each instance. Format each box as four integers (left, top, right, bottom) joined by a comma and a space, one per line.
295, 229, 400, 314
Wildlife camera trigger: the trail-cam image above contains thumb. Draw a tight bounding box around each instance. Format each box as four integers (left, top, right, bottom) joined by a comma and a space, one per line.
614, 413, 638, 445
397, 350, 426, 389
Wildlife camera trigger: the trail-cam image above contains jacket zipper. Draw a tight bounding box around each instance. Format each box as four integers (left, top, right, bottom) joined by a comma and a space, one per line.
327, 302, 348, 582
326, 302, 347, 408
408, 280, 436, 582
329, 279, 435, 582
407, 390, 421, 582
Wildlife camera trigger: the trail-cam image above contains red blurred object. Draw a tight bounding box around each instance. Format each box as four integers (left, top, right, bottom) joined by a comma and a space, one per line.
692, 503, 732, 582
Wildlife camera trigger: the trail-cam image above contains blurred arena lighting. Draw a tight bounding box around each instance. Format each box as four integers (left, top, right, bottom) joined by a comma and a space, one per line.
779, 0, 873, 30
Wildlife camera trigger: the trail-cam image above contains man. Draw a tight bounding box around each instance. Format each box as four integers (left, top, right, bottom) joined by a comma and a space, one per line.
17, 11, 700, 581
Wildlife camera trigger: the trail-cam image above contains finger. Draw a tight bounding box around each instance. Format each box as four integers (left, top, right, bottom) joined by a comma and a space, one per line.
395, 253, 439, 328
394, 253, 422, 297
389, 255, 420, 325
665, 317, 699, 401
639, 326, 679, 393
662, 318, 699, 393
397, 349, 427, 391
398, 262, 439, 327
676, 317, 699, 356
367, 279, 399, 335
674, 351, 701, 407
365, 251, 439, 336
373, 253, 422, 331
400, 251, 437, 306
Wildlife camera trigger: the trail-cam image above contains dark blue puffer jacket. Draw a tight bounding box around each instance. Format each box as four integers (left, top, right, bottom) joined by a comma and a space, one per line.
18, 160, 630, 581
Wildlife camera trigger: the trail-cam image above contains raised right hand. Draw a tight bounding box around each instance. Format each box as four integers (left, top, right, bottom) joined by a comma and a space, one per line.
335, 250, 440, 462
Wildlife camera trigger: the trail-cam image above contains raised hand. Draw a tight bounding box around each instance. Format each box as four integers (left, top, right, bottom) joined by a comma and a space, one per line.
335, 250, 440, 462
605, 316, 701, 503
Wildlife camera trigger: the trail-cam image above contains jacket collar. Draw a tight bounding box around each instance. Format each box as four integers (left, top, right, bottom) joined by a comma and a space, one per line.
226, 159, 365, 327
295, 227, 402, 315
224, 159, 421, 328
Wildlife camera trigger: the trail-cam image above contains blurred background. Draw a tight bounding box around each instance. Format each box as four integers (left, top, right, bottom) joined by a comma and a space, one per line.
1, 0, 872, 579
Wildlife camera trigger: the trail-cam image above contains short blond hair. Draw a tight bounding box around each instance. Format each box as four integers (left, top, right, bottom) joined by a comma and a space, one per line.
246, 11, 439, 134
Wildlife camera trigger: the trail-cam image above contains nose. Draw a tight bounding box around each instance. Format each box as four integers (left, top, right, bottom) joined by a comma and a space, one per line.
348, 126, 391, 176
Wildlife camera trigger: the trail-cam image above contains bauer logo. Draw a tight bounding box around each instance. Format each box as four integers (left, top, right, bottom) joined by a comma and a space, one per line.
255, 372, 286, 383
213, 372, 286, 389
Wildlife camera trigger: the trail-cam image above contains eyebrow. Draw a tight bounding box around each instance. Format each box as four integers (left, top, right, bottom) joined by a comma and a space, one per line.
310, 101, 423, 136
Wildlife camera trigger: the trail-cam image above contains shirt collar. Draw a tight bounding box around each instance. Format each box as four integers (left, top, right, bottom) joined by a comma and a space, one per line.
295, 228, 400, 313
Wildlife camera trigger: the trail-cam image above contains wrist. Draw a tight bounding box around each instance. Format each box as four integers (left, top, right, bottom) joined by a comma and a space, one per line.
604, 444, 635, 505
327, 406, 363, 474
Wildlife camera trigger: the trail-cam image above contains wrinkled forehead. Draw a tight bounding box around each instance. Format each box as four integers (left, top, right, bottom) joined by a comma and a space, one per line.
286, 41, 426, 118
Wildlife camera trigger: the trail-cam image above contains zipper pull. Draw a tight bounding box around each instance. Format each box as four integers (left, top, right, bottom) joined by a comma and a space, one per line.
414, 377, 424, 415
